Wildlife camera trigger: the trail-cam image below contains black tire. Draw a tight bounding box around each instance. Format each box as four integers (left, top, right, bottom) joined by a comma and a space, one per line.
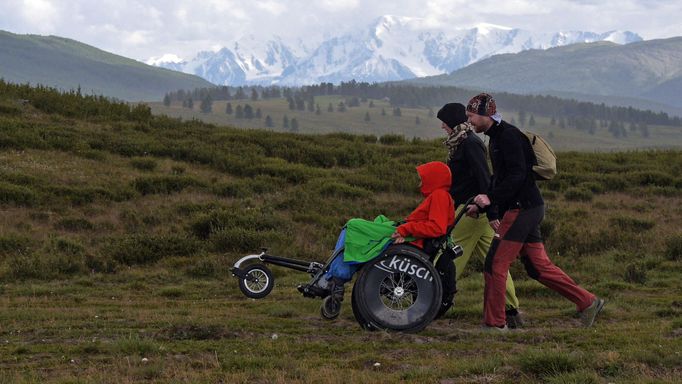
351, 281, 376, 331
320, 296, 341, 320
353, 245, 442, 333
238, 264, 274, 299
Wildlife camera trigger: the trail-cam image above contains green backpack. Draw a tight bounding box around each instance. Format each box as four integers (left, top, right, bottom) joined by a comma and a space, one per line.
523, 131, 557, 180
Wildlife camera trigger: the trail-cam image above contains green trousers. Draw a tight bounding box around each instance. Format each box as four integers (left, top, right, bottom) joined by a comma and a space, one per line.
451, 205, 520, 310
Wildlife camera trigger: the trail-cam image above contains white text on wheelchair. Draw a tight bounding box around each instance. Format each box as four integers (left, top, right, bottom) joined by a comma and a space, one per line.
377, 256, 433, 281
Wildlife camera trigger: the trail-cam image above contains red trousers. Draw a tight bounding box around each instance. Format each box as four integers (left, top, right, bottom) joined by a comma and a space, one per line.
483, 206, 595, 327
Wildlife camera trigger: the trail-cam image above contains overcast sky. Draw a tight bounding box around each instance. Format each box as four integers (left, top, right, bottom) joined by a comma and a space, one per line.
2, 0, 681, 62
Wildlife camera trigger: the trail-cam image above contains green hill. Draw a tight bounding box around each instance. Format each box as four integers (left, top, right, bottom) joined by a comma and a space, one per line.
414, 37, 682, 111
1, 81, 681, 383
0, 30, 213, 101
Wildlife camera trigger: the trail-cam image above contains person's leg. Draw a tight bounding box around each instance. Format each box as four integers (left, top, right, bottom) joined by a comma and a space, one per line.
518, 206, 599, 320
520, 242, 595, 311
452, 206, 481, 280
475, 221, 520, 311
483, 209, 526, 327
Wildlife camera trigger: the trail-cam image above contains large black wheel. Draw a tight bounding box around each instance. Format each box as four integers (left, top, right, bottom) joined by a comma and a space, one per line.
238, 264, 274, 299
351, 280, 376, 331
352, 245, 442, 333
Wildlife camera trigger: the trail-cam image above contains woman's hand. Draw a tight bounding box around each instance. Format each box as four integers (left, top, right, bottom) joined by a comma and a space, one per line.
473, 194, 491, 208
391, 231, 406, 244
489, 219, 500, 231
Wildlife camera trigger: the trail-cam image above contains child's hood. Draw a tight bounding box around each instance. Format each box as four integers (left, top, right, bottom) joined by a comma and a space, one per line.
416, 161, 452, 197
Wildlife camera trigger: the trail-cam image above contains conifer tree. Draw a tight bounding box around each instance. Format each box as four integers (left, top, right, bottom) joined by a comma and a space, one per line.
235, 87, 246, 99
265, 115, 274, 127
364, 111, 371, 122
163, 94, 171, 107
225, 102, 233, 115
282, 115, 289, 129
291, 118, 299, 132
200, 94, 212, 113
244, 104, 254, 119
235, 105, 244, 118
251, 88, 258, 101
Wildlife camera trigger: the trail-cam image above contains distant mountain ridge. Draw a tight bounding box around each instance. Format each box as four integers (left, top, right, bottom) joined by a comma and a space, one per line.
411, 37, 682, 110
149, 15, 642, 86
0, 30, 214, 101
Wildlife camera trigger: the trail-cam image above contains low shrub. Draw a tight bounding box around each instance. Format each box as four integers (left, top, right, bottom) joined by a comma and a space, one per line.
213, 181, 249, 198
630, 171, 674, 187
0, 234, 34, 256
665, 236, 682, 261
623, 263, 647, 284
379, 134, 405, 145
210, 228, 281, 253
311, 180, 371, 199
564, 187, 593, 202
54, 217, 95, 231
132, 176, 204, 195
159, 286, 185, 298
186, 256, 219, 278
190, 208, 280, 239
608, 216, 655, 232
0, 182, 38, 206
107, 235, 201, 265
130, 157, 158, 172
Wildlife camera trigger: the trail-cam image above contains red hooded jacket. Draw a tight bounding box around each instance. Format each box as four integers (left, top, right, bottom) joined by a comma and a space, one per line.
396, 161, 455, 249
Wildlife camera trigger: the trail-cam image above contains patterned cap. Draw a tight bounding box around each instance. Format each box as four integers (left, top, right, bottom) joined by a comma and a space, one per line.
466, 93, 497, 117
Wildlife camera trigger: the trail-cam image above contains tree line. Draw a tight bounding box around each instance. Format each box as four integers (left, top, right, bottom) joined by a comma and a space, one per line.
164, 81, 681, 127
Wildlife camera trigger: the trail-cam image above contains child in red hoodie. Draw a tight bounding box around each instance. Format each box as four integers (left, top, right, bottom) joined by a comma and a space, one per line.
311, 161, 455, 301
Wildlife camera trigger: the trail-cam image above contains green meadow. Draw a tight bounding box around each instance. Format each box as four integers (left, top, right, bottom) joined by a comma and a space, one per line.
149, 95, 682, 151
0, 81, 681, 383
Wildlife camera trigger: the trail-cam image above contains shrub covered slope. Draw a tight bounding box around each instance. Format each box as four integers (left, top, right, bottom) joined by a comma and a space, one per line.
0, 81, 681, 383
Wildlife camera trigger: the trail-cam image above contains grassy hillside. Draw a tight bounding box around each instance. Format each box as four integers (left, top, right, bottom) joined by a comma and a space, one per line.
413, 37, 682, 110
0, 30, 214, 101
0, 83, 681, 383
149, 96, 682, 151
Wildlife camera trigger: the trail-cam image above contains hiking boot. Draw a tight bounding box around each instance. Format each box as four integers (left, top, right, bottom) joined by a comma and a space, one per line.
580, 297, 605, 327
481, 324, 508, 333
506, 309, 524, 329
329, 277, 346, 302
297, 277, 332, 298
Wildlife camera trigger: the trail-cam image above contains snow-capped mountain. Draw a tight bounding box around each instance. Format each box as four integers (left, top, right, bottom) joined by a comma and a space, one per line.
148, 15, 642, 86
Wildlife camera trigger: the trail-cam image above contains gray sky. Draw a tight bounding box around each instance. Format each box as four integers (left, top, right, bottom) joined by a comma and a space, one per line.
1, 0, 681, 61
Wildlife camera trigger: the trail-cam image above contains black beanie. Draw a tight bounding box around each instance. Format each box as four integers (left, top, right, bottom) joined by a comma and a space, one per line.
437, 103, 467, 129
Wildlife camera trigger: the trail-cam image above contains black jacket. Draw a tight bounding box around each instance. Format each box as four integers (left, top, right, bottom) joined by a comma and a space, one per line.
447, 134, 491, 207
485, 120, 543, 216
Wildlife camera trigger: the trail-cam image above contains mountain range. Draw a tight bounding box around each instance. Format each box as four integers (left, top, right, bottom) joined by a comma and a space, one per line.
149, 15, 642, 86
411, 37, 682, 110
0, 30, 213, 101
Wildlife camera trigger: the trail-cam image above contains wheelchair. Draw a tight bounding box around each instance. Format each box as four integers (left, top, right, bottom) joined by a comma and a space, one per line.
231, 199, 471, 333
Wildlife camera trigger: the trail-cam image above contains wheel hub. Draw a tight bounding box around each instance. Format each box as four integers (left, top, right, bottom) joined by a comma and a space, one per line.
393, 286, 405, 298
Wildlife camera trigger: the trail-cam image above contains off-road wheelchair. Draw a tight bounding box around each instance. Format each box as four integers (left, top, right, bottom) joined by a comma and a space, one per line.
230, 199, 471, 333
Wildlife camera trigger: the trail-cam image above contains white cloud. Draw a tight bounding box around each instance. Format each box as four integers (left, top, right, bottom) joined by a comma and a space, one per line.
20, 0, 60, 33
256, 0, 287, 15
0, 0, 680, 61
318, 0, 360, 11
